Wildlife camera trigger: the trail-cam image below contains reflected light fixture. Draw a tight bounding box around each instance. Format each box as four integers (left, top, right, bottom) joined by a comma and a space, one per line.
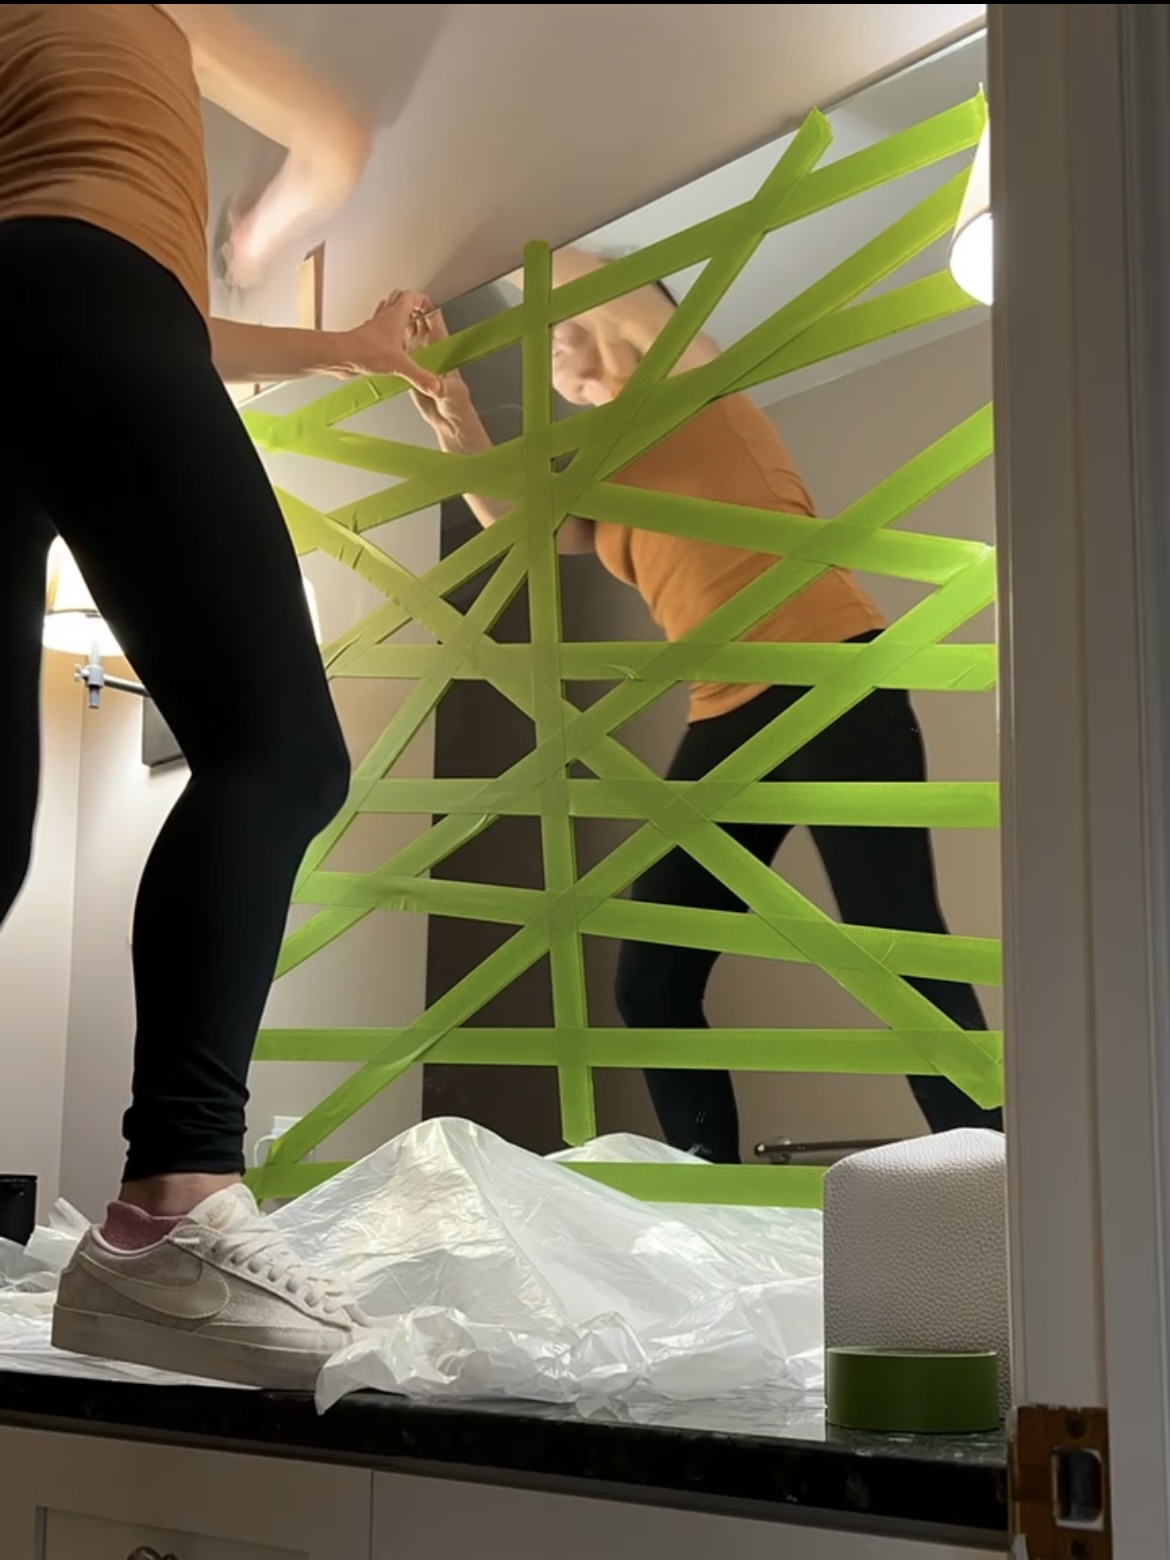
43, 538, 324, 754
44, 538, 123, 662
949, 119, 993, 307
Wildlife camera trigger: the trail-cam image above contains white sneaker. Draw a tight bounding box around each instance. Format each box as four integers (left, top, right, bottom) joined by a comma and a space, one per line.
52, 1184, 370, 1390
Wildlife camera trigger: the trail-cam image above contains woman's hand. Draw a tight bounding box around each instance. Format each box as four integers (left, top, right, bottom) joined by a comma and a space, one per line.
335, 290, 444, 392
401, 306, 473, 436
169, 4, 373, 283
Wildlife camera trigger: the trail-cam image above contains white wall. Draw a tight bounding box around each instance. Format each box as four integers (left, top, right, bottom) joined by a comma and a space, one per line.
58, 686, 187, 1213
55, 384, 437, 1216
0, 661, 82, 1216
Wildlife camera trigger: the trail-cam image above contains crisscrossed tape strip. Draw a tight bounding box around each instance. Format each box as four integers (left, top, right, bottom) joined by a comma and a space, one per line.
244, 96, 985, 453
246, 95, 999, 1204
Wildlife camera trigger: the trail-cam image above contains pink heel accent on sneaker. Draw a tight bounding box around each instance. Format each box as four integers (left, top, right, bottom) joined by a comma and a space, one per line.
99, 1200, 183, 1252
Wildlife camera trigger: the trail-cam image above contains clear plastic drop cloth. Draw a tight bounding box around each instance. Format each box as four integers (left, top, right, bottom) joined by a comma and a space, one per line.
0, 1118, 824, 1416
288, 1119, 824, 1413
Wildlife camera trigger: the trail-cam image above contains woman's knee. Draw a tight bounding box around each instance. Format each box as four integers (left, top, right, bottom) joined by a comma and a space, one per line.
286, 701, 351, 833
195, 691, 350, 835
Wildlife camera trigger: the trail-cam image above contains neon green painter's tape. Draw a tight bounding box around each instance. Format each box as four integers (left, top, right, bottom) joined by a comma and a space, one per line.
739, 271, 974, 394
246, 1159, 827, 1210
240, 96, 985, 451
521, 239, 595, 1144
294, 869, 1001, 984
254, 270, 978, 542
249, 122, 982, 545
288, 407, 995, 968
254, 1026, 1003, 1077
275, 532, 999, 1157
346, 641, 997, 693
246, 100, 1003, 1193
825, 1348, 1000, 1434
352, 778, 999, 828
572, 491, 986, 582
562, 1162, 826, 1208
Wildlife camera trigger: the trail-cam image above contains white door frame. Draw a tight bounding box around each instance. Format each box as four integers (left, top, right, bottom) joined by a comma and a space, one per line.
992, 4, 1170, 1552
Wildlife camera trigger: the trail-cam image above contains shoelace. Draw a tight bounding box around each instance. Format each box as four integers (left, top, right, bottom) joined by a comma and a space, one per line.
211, 1224, 356, 1316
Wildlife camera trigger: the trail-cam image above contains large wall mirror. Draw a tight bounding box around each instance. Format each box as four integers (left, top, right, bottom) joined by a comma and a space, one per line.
50, 28, 998, 1209
407, 28, 996, 1170
240, 26, 997, 1195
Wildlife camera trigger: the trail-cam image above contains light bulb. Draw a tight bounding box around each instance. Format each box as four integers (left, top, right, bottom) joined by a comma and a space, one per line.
950, 120, 993, 307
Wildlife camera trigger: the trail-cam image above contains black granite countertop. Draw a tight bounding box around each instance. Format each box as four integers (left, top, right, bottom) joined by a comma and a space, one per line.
0, 1369, 1007, 1546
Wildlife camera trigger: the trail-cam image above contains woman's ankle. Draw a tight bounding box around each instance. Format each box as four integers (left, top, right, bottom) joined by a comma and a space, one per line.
118, 1172, 241, 1218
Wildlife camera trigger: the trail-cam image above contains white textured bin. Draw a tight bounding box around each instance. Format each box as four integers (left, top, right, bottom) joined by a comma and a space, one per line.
823, 1128, 1011, 1413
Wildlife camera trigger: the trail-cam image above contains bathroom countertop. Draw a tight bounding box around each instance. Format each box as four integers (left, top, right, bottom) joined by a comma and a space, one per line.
0, 1369, 1007, 1545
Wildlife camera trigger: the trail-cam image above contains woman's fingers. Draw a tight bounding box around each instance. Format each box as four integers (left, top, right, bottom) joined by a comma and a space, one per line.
391, 350, 443, 397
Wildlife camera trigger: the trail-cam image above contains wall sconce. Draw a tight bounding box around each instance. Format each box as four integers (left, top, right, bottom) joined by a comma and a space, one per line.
949, 118, 992, 307
44, 538, 323, 767
44, 539, 132, 706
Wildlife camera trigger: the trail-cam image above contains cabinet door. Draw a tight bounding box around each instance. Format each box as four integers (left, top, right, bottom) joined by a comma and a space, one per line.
40, 1511, 301, 1560
372, 1471, 1000, 1560
0, 1427, 371, 1560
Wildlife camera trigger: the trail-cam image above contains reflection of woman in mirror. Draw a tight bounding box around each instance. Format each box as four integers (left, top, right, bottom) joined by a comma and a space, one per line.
0, 4, 441, 1386
407, 246, 1002, 1164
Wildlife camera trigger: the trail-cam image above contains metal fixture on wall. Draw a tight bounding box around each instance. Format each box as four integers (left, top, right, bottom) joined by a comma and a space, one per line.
754, 1135, 899, 1167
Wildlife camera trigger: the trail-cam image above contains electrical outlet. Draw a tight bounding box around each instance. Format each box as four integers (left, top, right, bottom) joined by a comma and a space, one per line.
252, 1114, 315, 1167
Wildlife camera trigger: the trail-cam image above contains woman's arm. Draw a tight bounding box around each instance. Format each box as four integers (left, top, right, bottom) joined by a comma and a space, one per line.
210, 291, 443, 392
509, 246, 720, 374
162, 4, 373, 286
417, 380, 595, 553
406, 311, 595, 554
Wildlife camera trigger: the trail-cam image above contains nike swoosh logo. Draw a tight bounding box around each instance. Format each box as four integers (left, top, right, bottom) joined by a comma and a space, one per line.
80, 1251, 231, 1321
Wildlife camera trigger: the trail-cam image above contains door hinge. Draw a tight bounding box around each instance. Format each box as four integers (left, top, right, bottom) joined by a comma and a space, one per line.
1010, 1404, 1112, 1559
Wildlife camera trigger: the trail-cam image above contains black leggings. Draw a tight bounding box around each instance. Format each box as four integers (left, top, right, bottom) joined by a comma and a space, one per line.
615, 638, 1003, 1163
0, 219, 350, 1180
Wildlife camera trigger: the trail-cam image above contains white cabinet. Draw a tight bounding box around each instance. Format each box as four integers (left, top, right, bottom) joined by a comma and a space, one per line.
0, 1427, 372, 1560
39, 1511, 300, 1560
0, 1425, 999, 1560
371, 1470, 1002, 1560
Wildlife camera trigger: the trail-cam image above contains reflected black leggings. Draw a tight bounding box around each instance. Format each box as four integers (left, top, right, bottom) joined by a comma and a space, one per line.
615, 634, 1003, 1163
0, 219, 350, 1180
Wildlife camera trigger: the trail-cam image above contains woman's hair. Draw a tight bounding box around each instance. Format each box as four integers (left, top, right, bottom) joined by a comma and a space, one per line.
594, 245, 678, 309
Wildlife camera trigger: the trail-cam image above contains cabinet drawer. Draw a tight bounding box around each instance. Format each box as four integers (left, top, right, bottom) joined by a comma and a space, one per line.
371, 1471, 996, 1560
0, 1427, 371, 1560
43, 1510, 301, 1560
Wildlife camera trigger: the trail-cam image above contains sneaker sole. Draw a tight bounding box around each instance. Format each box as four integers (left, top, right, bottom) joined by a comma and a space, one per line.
51, 1304, 327, 1393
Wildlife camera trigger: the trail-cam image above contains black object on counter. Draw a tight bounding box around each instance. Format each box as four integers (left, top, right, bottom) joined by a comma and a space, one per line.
0, 1175, 36, 1246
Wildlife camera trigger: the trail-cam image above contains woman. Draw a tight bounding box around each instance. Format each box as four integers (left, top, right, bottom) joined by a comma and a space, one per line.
407, 246, 1002, 1164
1, 4, 439, 1388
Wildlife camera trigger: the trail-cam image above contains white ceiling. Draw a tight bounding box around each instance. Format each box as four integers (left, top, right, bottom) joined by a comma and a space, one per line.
206, 4, 986, 331
538, 31, 989, 406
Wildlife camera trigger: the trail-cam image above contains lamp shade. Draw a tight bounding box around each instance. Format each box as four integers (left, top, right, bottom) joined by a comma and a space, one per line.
949, 119, 992, 307
43, 538, 123, 658
302, 575, 322, 643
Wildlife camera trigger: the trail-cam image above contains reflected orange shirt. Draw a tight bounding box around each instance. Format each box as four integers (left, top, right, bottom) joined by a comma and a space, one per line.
0, 5, 208, 313
592, 391, 885, 721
